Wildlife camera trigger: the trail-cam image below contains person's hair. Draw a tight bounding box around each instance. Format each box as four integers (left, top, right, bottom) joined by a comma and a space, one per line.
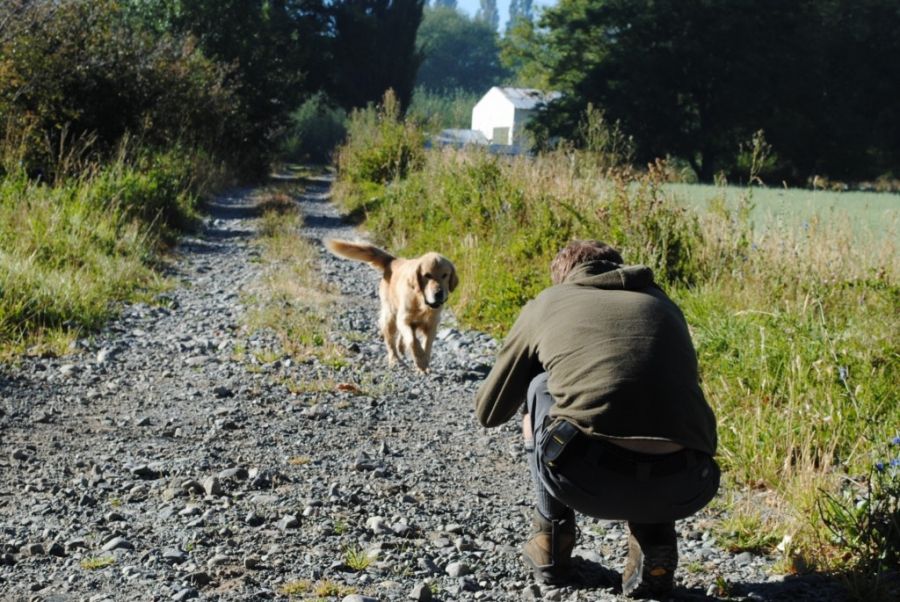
550, 240, 624, 284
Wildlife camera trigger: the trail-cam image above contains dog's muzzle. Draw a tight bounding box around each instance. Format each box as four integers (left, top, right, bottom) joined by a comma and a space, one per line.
426, 299, 445, 309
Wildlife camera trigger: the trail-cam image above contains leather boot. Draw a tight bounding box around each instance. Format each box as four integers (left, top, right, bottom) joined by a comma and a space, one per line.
622, 521, 678, 598
522, 509, 577, 584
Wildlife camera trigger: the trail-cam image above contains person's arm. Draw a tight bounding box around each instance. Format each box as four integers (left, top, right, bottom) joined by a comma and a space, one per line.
474, 305, 541, 427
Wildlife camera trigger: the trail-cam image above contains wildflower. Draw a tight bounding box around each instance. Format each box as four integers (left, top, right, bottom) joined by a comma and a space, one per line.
891, 458, 900, 468
891, 436, 900, 446
875, 462, 885, 472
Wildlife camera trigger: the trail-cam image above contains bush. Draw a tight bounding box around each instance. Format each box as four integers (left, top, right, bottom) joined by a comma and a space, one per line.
336, 90, 426, 185
281, 93, 348, 164
0, 0, 239, 178
408, 87, 480, 133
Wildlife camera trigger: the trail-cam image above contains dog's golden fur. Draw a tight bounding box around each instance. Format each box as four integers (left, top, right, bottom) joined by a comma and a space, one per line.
324, 239, 458, 373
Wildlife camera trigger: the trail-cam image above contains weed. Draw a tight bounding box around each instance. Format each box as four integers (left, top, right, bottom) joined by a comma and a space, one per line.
279, 579, 311, 596
344, 545, 372, 571
333, 519, 348, 535
80, 556, 115, 570
314, 579, 355, 597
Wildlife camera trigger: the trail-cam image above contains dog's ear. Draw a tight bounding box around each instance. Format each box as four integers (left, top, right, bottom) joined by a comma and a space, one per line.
448, 264, 459, 292
414, 261, 426, 293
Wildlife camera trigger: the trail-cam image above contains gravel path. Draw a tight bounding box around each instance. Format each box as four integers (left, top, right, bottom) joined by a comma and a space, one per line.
0, 177, 849, 601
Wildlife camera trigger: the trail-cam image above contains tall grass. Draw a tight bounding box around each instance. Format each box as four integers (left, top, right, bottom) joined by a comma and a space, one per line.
331, 102, 899, 592
0, 146, 226, 357
407, 87, 480, 133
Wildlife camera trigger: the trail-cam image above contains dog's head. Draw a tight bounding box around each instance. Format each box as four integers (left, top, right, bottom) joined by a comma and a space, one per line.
416, 253, 458, 309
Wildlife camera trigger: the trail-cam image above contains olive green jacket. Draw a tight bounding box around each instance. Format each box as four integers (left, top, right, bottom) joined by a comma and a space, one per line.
474, 260, 717, 456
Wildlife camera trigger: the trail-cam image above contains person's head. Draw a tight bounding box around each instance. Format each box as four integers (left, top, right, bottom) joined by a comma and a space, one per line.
550, 240, 623, 284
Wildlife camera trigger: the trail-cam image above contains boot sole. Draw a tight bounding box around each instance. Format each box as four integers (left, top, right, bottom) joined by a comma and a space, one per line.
622, 545, 677, 598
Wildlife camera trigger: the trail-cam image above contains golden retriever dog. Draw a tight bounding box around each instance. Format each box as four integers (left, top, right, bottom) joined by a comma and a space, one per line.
324, 239, 458, 373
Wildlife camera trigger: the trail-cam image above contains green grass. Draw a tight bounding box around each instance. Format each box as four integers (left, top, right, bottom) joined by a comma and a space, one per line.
667, 182, 899, 246
330, 106, 899, 584
242, 183, 346, 367
0, 146, 225, 359
408, 87, 480, 133
80, 556, 115, 570
344, 545, 372, 571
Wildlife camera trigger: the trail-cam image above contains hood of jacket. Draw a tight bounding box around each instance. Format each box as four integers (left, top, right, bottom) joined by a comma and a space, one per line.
562, 260, 655, 291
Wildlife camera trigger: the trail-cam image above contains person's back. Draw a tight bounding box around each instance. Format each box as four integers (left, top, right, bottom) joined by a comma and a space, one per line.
527, 262, 717, 455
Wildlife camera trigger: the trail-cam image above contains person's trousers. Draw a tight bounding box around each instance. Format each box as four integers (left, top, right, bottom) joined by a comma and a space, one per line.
525, 373, 720, 523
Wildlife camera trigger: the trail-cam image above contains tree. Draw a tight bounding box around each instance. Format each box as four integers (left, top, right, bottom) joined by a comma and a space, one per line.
508, 0, 900, 182
506, 0, 533, 32
328, 0, 425, 112
431, 0, 457, 8
476, 0, 499, 32
416, 7, 508, 93
151, 0, 329, 172
0, 0, 239, 176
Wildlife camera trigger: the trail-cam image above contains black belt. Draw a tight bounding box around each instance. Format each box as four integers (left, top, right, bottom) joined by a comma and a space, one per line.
542, 419, 702, 478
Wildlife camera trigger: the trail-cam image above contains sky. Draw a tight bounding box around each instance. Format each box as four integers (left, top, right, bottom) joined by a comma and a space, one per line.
455, 0, 558, 32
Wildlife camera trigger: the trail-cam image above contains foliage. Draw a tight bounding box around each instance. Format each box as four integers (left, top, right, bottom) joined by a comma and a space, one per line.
344, 545, 372, 571
0, 145, 224, 357
818, 441, 900, 582
149, 0, 329, 175
507, 0, 900, 183
476, 0, 499, 32
0, 0, 239, 179
336, 91, 426, 185
506, 0, 535, 32
408, 87, 479, 132
80, 556, 116, 570
329, 0, 425, 113
280, 92, 348, 164
416, 7, 508, 94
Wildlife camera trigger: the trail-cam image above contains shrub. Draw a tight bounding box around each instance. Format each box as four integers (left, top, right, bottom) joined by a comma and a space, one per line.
336, 90, 425, 185
0, 0, 239, 178
408, 87, 480, 133
280, 92, 348, 164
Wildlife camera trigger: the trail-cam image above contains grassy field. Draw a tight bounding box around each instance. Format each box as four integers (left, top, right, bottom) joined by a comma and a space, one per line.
330, 102, 899, 598
667, 182, 899, 247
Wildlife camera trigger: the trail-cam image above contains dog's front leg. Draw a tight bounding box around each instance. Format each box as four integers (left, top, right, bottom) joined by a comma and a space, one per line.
397, 314, 428, 373
379, 307, 402, 366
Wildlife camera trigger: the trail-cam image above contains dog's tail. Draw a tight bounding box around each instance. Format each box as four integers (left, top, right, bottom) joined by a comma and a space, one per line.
324, 238, 394, 272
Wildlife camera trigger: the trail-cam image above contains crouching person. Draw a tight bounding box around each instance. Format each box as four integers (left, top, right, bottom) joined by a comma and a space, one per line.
474, 240, 719, 598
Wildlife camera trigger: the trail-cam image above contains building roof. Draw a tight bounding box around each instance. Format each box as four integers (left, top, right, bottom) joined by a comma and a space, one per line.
495, 87, 562, 110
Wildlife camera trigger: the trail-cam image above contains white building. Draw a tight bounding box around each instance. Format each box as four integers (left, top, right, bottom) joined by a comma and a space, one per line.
471, 87, 562, 147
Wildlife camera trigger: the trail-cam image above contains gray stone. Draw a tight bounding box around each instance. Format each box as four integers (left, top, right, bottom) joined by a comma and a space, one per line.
101, 537, 133, 552
277, 515, 299, 530
172, 588, 198, 601
409, 582, 433, 601
202, 476, 223, 497
445, 561, 470, 577
162, 548, 187, 564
